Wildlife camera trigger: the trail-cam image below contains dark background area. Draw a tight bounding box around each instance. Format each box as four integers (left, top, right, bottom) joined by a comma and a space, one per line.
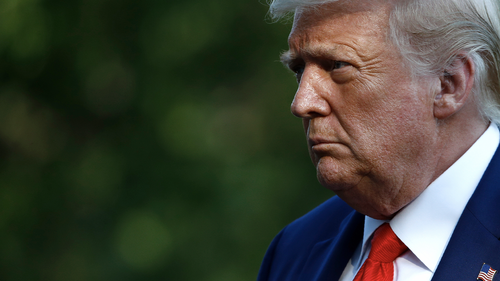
0, 0, 333, 280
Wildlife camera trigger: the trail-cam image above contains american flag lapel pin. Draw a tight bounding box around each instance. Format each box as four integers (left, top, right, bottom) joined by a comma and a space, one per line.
478, 263, 497, 281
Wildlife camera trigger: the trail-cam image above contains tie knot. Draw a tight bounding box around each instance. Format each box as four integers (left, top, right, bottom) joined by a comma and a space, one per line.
368, 223, 408, 263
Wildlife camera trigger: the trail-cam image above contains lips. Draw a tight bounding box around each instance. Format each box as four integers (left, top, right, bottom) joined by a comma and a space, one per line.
308, 136, 339, 147
308, 135, 349, 158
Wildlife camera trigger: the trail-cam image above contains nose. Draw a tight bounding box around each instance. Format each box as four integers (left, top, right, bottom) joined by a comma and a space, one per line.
290, 67, 331, 118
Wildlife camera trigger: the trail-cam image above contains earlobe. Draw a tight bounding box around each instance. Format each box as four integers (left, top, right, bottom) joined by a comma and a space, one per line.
433, 54, 475, 119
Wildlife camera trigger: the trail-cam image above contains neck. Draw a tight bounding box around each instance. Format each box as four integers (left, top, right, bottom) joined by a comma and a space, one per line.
430, 100, 489, 183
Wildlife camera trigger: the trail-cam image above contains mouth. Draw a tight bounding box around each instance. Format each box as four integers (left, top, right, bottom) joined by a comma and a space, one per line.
311, 142, 343, 151
309, 136, 339, 147
308, 136, 348, 156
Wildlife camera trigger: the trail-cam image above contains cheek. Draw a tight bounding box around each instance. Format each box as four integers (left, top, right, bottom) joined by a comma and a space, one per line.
359, 106, 434, 176
354, 77, 432, 127
345, 90, 433, 160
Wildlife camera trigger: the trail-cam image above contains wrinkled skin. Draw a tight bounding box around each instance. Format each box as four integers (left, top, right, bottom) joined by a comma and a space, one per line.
284, 0, 487, 219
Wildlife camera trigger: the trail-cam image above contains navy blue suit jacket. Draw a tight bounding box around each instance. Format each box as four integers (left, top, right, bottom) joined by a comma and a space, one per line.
258, 145, 500, 281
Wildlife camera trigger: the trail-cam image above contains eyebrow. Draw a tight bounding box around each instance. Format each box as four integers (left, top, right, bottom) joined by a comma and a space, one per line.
280, 45, 343, 69
280, 50, 295, 70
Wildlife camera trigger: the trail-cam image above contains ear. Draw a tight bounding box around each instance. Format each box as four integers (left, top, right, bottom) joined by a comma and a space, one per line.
434, 54, 475, 119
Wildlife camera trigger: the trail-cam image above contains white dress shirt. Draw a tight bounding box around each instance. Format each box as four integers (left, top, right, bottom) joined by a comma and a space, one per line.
339, 123, 500, 281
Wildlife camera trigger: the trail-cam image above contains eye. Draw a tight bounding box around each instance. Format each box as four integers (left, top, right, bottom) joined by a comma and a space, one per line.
328, 61, 350, 71
291, 65, 305, 83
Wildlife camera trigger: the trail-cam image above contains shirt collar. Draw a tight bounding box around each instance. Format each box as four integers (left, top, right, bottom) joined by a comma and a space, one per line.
360, 123, 499, 272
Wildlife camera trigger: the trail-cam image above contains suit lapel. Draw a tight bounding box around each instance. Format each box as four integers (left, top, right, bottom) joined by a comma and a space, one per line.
432, 143, 500, 281
297, 210, 364, 281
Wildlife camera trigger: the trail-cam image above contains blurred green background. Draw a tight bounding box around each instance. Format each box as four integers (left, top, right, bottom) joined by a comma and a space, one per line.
0, 0, 333, 280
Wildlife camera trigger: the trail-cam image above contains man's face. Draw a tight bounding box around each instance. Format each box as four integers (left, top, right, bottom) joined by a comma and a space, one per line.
285, 0, 441, 219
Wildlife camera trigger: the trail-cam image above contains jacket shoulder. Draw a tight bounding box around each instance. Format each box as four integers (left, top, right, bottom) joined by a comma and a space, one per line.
258, 196, 360, 281
284, 195, 357, 245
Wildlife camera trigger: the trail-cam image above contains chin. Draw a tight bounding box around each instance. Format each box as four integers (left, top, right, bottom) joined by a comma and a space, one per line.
317, 174, 354, 192
315, 158, 364, 192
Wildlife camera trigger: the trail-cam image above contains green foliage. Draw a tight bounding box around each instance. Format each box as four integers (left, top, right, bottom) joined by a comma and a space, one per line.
0, 0, 333, 280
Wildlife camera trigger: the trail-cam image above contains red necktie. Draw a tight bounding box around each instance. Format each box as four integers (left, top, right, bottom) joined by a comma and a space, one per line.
353, 223, 408, 281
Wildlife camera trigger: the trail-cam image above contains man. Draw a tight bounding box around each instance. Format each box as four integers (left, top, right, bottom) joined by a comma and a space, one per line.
258, 0, 500, 280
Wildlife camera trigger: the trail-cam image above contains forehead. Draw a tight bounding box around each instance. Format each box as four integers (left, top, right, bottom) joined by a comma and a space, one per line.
288, 1, 393, 57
